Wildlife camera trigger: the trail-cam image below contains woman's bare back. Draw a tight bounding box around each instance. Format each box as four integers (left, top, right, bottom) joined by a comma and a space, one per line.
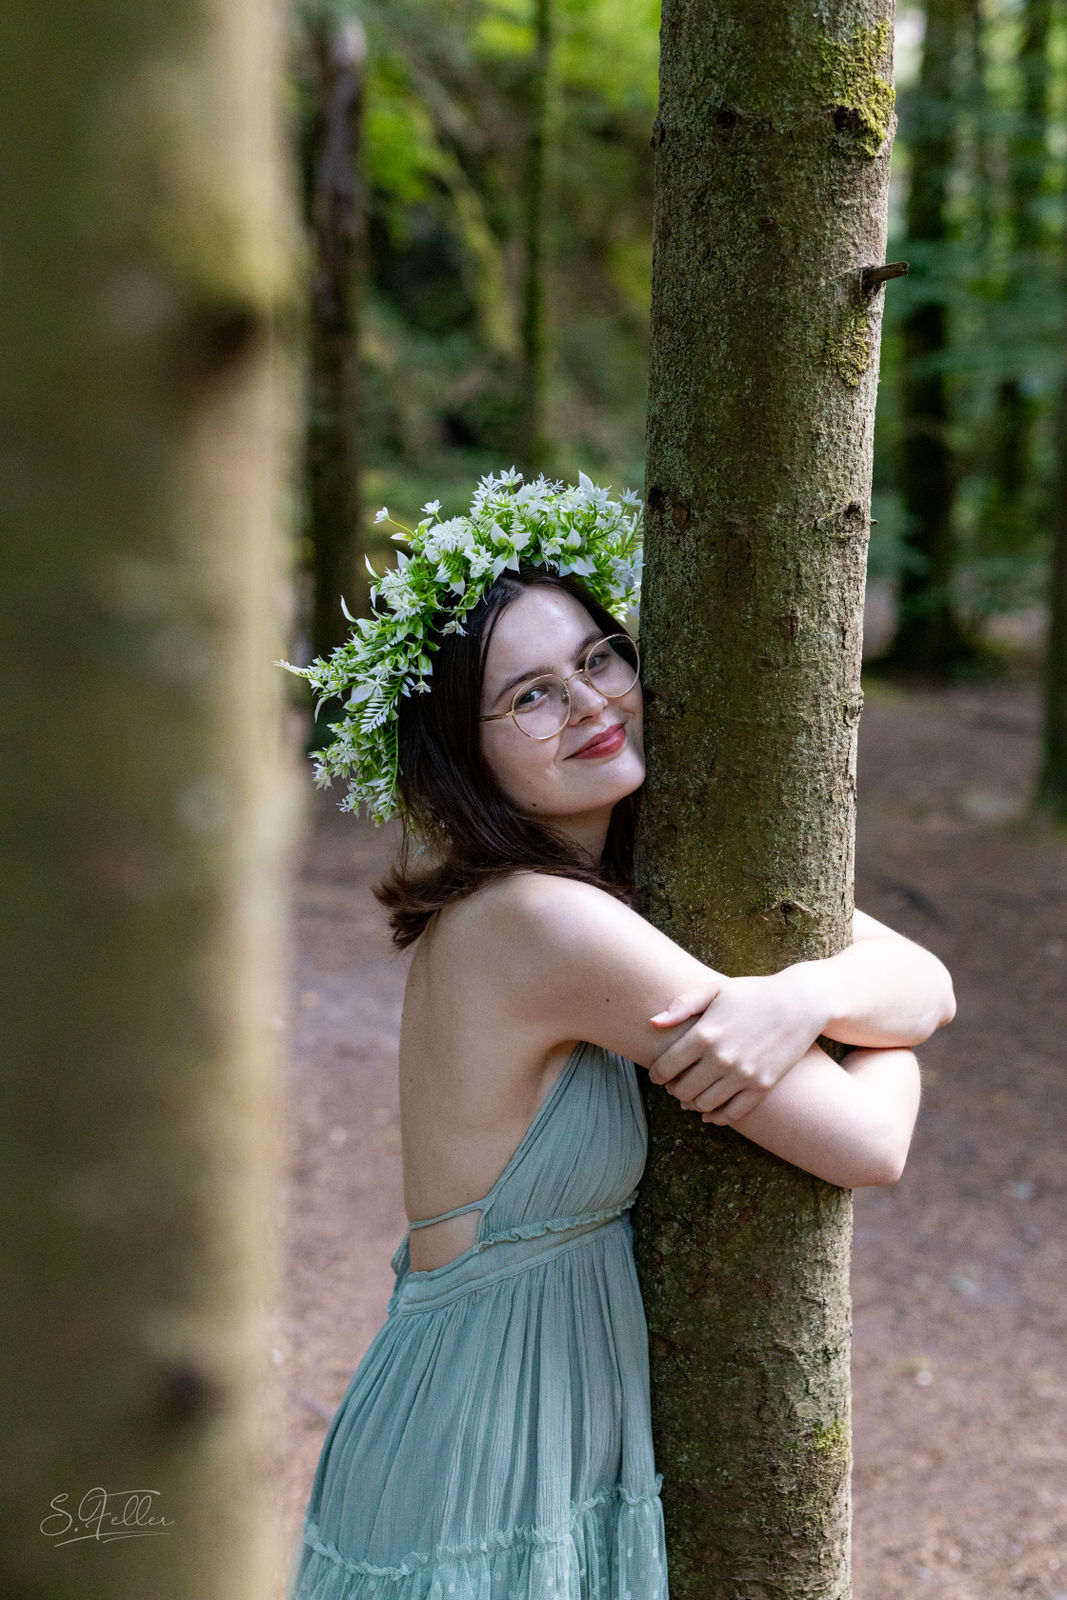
398, 880, 580, 1272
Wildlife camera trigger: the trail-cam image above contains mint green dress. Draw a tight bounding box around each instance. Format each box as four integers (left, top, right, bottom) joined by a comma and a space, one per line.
286, 1038, 669, 1600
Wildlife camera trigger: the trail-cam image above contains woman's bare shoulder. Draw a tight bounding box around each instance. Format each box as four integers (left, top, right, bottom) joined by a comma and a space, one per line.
452, 869, 628, 956
432, 868, 612, 929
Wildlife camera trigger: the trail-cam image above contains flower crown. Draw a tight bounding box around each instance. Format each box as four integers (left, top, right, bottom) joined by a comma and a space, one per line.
276, 466, 644, 826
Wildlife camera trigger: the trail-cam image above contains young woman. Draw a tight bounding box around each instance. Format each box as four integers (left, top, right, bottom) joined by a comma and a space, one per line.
283, 478, 955, 1600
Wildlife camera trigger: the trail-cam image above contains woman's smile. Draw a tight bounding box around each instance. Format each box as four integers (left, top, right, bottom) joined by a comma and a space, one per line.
478, 585, 645, 860
567, 722, 626, 758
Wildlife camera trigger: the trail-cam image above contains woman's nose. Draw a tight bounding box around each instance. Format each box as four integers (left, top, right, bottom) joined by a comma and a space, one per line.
567, 675, 610, 716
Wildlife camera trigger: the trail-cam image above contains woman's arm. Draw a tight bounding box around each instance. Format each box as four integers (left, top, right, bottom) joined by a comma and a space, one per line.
795, 907, 956, 1047
714, 1042, 922, 1187
480, 872, 924, 1188
643, 904, 954, 1123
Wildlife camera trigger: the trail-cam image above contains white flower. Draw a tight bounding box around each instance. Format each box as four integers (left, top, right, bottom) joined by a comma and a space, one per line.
280, 467, 643, 829
374, 506, 389, 523
467, 549, 495, 579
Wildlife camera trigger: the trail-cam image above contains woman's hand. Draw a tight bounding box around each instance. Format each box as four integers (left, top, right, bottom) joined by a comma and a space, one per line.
647, 966, 830, 1124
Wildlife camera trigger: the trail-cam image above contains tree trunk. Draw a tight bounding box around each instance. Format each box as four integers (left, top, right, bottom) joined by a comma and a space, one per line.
0, 3, 299, 1597
885, 0, 972, 675
964, 0, 994, 256
980, 0, 1052, 571
1036, 223, 1067, 818
302, 13, 372, 662
516, 0, 553, 477
636, 2, 895, 1594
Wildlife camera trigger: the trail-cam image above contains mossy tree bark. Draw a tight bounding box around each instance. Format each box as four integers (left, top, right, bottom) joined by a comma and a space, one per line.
0, 2, 299, 1597
516, 0, 553, 477
885, 0, 971, 674
299, 10, 372, 657
981, 0, 1053, 560
635, 2, 896, 1594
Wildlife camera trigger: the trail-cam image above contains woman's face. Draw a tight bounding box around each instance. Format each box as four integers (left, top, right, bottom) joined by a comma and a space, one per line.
478, 585, 645, 841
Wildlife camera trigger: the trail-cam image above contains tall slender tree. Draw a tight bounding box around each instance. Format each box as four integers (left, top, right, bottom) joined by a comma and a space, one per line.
636, 1, 896, 1593
964, 0, 994, 256
884, 0, 971, 674
298, 8, 372, 659
0, 2, 298, 1596
981, 0, 1053, 561
1036, 156, 1067, 821
1039, 396, 1067, 819
516, 0, 554, 476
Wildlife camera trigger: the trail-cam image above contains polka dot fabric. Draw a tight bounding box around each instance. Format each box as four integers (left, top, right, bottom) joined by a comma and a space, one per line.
286, 1042, 669, 1600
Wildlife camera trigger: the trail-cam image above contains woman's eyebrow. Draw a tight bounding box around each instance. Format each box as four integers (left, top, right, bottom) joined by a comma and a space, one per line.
492, 629, 604, 706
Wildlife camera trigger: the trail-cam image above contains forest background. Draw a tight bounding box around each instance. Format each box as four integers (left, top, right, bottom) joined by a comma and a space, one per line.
286, 0, 1067, 735
273, 3, 1066, 1597
5, 0, 1062, 1597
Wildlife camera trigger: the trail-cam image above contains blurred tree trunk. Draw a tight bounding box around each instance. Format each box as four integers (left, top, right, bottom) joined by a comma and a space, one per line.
884, 0, 973, 674
982, 0, 1052, 557
964, 0, 994, 253
636, 1, 896, 1593
0, 3, 299, 1597
1037, 215, 1067, 818
301, 12, 372, 661
516, 0, 553, 476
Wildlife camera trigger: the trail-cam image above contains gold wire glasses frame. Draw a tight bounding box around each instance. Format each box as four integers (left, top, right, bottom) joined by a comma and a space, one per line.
478, 633, 641, 741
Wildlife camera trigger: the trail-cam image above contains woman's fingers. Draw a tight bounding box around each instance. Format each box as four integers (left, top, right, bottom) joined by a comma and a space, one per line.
702, 1087, 763, 1125
675, 1070, 736, 1112
649, 982, 722, 1027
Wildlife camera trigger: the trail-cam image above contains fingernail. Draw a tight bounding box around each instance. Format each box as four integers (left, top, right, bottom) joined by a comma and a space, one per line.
650, 1011, 669, 1022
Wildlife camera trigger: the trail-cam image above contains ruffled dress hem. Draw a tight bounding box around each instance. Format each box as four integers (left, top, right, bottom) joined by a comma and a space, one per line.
289, 1475, 666, 1600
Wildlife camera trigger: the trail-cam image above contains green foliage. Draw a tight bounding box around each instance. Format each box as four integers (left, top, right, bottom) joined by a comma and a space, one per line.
366, 59, 450, 218
289, 0, 1067, 630
277, 467, 643, 824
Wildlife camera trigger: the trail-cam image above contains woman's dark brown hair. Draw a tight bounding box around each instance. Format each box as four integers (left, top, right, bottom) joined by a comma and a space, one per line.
373, 564, 641, 948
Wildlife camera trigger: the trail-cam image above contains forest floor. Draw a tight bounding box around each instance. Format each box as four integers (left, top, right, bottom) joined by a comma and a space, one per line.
268, 666, 1067, 1600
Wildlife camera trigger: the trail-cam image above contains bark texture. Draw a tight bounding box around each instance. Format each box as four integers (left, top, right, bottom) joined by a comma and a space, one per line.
636, 2, 895, 1594
0, 2, 299, 1595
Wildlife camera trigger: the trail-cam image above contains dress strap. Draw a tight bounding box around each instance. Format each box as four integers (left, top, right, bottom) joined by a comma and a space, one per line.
408, 1194, 492, 1230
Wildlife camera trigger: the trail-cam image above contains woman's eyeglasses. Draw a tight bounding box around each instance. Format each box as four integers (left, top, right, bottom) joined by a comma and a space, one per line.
478, 634, 640, 740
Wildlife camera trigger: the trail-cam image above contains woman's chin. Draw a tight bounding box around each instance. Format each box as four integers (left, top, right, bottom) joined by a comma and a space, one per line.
601, 757, 645, 808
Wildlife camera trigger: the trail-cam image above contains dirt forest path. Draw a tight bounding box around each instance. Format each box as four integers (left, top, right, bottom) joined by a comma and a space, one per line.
270, 678, 1067, 1600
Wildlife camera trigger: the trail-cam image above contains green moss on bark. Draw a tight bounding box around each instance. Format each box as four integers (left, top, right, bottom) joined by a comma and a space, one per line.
818, 21, 895, 159
642, 2, 894, 1590
825, 306, 873, 387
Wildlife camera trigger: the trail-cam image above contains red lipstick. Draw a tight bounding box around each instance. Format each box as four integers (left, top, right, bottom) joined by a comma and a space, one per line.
569, 722, 626, 758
